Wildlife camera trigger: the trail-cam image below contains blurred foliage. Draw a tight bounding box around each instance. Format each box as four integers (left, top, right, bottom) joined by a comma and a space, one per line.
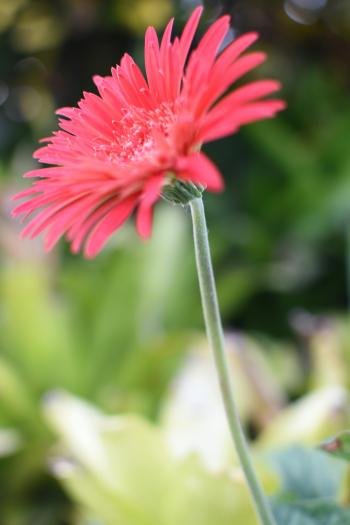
0, 0, 350, 523
271, 447, 350, 524
44, 391, 278, 525
43, 392, 350, 525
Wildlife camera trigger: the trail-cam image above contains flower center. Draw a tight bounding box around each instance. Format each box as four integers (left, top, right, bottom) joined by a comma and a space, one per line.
92, 102, 179, 166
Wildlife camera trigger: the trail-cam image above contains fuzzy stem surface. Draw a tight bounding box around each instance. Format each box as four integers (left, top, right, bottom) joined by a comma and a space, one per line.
189, 196, 277, 525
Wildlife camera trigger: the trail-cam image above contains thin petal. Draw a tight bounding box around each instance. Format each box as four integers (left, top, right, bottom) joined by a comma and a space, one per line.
185, 15, 230, 96
145, 26, 162, 99
20, 194, 84, 239
159, 18, 175, 101
214, 32, 259, 71
202, 79, 282, 129
68, 196, 120, 254
179, 6, 203, 67
176, 152, 224, 192
136, 174, 164, 239
195, 51, 267, 116
194, 15, 230, 58
44, 195, 99, 251
84, 195, 138, 258
200, 100, 286, 142
160, 18, 174, 61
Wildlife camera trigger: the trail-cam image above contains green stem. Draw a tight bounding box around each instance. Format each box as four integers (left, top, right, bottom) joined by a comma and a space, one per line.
189, 197, 276, 525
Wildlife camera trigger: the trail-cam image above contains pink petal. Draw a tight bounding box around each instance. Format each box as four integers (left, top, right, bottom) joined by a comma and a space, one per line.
68, 196, 120, 254
84, 195, 138, 258
220, 79, 282, 106
12, 191, 63, 219
22, 167, 57, 179
185, 15, 230, 96
176, 152, 224, 192
159, 18, 175, 101
20, 194, 83, 239
145, 26, 162, 99
136, 174, 164, 239
12, 187, 40, 204
195, 51, 267, 116
160, 18, 174, 59
194, 15, 230, 58
43, 195, 99, 251
179, 6, 203, 67
202, 79, 282, 130
194, 32, 260, 115
200, 100, 286, 142
214, 32, 259, 71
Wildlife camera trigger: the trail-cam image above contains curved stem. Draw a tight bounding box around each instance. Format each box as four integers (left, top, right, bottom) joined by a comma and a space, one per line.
189, 197, 276, 525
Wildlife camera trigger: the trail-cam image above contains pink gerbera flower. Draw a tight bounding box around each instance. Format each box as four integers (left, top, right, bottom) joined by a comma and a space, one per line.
12, 7, 285, 258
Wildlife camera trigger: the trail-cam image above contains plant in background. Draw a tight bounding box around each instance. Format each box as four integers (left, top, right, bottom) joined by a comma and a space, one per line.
11, 6, 286, 525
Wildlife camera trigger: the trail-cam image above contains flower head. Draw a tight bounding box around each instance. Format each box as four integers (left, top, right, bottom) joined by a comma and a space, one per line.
12, 7, 285, 258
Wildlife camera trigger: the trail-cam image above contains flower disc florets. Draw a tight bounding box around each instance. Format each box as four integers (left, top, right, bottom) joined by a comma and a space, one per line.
12, 7, 285, 258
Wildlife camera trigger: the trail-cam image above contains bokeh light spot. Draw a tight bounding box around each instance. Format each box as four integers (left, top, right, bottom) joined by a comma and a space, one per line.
284, 0, 328, 24
4, 86, 42, 122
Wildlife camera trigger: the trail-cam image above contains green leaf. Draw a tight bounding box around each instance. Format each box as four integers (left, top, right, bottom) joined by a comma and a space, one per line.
273, 500, 350, 525
44, 391, 275, 525
270, 446, 346, 500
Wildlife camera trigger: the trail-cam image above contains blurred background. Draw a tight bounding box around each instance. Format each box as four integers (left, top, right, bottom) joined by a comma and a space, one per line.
0, 0, 350, 523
